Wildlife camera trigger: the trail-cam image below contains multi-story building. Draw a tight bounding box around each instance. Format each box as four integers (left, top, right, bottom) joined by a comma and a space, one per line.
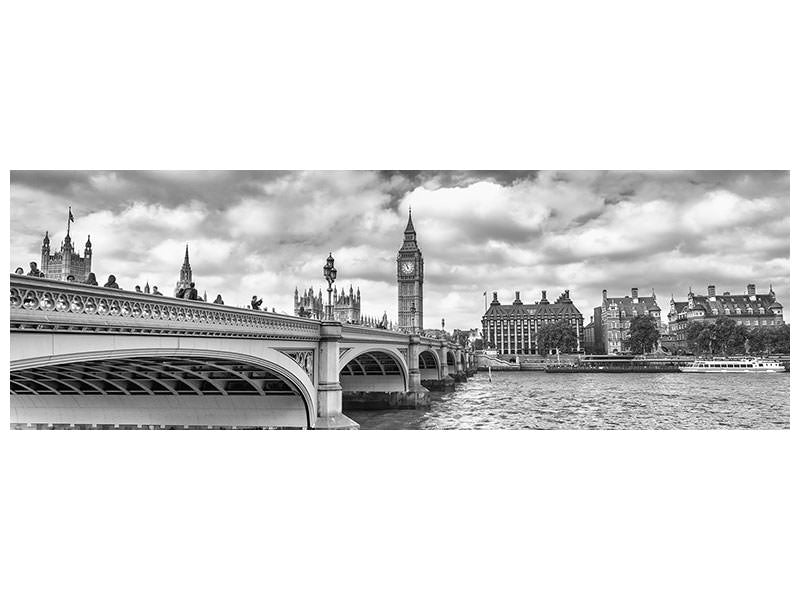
481, 290, 584, 355
294, 284, 361, 323
40, 220, 93, 282
593, 287, 663, 354
667, 283, 784, 350
583, 316, 597, 354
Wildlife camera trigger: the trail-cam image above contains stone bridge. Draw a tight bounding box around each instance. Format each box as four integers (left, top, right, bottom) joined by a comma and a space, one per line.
9, 275, 475, 429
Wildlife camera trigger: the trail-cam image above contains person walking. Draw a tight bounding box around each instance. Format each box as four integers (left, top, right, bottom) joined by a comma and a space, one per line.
85, 272, 98, 285
213, 294, 224, 305
103, 275, 120, 289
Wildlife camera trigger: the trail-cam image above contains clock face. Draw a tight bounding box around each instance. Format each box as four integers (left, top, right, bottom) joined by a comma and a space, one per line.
401, 261, 415, 275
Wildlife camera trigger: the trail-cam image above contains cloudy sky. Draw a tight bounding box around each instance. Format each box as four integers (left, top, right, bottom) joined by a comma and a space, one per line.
9, 170, 790, 327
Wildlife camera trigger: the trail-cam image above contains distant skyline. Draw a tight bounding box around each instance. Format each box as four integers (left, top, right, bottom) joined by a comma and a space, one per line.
9, 170, 791, 328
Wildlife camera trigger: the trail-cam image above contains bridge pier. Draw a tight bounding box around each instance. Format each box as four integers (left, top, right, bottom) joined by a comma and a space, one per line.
405, 334, 431, 407
315, 322, 359, 430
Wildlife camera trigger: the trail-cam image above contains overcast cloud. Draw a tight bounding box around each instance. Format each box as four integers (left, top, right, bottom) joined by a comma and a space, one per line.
9, 170, 790, 328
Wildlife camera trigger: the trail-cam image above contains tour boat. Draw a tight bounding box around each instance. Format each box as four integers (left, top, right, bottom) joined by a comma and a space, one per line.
679, 358, 785, 373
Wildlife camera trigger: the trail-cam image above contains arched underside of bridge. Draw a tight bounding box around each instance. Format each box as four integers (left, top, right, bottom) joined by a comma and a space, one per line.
339, 350, 407, 393
10, 354, 313, 429
419, 349, 440, 380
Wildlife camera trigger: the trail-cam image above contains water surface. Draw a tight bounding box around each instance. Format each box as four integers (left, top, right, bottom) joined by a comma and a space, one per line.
346, 371, 790, 429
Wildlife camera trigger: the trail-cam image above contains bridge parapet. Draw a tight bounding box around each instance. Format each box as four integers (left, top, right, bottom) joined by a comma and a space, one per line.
10, 275, 320, 340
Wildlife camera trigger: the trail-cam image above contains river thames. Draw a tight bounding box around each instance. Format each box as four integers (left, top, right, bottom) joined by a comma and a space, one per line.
347, 370, 790, 429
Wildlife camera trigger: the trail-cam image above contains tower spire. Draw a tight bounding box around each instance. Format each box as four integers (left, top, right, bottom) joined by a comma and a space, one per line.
405, 207, 415, 234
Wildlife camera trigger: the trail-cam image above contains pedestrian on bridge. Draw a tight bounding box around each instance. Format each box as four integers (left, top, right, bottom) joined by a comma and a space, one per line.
103, 275, 120, 289
251, 296, 263, 310
14, 267, 24, 275
85, 272, 98, 285
152, 286, 163, 296
27, 262, 44, 277
185, 282, 199, 300
213, 294, 224, 305
135, 285, 142, 293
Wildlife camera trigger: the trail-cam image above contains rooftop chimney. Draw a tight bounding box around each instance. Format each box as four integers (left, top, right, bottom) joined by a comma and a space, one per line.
708, 285, 716, 298
602, 289, 607, 302
541, 290, 547, 301
631, 287, 638, 299
564, 289, 570, 299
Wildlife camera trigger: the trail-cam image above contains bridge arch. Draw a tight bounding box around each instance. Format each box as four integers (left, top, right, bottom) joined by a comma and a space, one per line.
419, 349, 441, 380
10, 343, 317, 429
338, 347, 409, 393
446, 350, 457, 369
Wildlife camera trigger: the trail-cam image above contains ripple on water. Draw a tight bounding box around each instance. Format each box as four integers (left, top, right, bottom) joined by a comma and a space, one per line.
345, 371, 790, 430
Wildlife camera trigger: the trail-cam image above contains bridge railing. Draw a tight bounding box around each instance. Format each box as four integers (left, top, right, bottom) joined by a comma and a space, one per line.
9, 274, 321, 340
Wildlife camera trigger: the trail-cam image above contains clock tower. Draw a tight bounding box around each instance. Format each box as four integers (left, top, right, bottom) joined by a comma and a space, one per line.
397, 208, 424, 332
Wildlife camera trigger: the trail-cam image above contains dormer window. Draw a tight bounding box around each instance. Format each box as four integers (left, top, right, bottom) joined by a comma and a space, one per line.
724, 308, 730, 315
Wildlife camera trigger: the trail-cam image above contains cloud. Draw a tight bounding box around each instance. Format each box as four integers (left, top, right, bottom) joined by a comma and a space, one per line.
10, 170, 790, 328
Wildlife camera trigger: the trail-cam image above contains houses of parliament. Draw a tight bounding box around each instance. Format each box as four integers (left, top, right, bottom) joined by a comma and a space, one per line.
293, 209, 425, 332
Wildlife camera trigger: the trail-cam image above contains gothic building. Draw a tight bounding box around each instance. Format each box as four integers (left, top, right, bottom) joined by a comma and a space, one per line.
667, 283, 784, 350
175, 244, 193, 295
294, 284, 361, 322
481, 290, 584, 355
40, 213, 93, 282
397, 208, 424, 332
593, 287, 663, 354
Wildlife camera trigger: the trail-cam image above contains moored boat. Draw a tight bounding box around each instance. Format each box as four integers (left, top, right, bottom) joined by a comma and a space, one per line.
679, 358, 785, 373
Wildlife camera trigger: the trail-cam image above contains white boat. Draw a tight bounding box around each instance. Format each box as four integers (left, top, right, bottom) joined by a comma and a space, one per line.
680, 358, 786, 373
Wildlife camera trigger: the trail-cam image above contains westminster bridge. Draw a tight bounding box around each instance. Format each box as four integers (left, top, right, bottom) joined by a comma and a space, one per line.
9, 275, 475, 429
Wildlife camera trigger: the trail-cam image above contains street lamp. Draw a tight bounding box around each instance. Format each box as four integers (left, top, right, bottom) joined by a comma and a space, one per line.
410, 301, 417, 335
323, 252, 337, 321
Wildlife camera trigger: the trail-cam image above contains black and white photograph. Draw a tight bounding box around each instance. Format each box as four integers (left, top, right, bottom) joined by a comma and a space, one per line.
8, 170, 790, 430
3, 3, 796, 600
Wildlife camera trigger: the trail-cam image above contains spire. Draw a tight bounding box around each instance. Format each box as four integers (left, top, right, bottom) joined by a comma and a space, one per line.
43, 230, 50, 245
405, 206, 416, 235
183, 243, 190, 267
85, 234, 92, 248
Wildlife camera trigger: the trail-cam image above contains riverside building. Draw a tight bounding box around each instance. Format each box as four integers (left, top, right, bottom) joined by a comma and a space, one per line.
593, 287, 663, 354
294, 284, 361, 322
481, 290, 584, 356
667, 283, 784, 350
39, 210, 93, 282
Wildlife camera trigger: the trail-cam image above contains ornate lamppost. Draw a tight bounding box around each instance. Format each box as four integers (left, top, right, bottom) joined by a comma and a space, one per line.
323, 253, 337, 321
410, 301, 417, 335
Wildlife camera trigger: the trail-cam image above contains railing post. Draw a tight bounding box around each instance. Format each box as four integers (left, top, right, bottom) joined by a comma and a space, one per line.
315, 321, 358, 429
